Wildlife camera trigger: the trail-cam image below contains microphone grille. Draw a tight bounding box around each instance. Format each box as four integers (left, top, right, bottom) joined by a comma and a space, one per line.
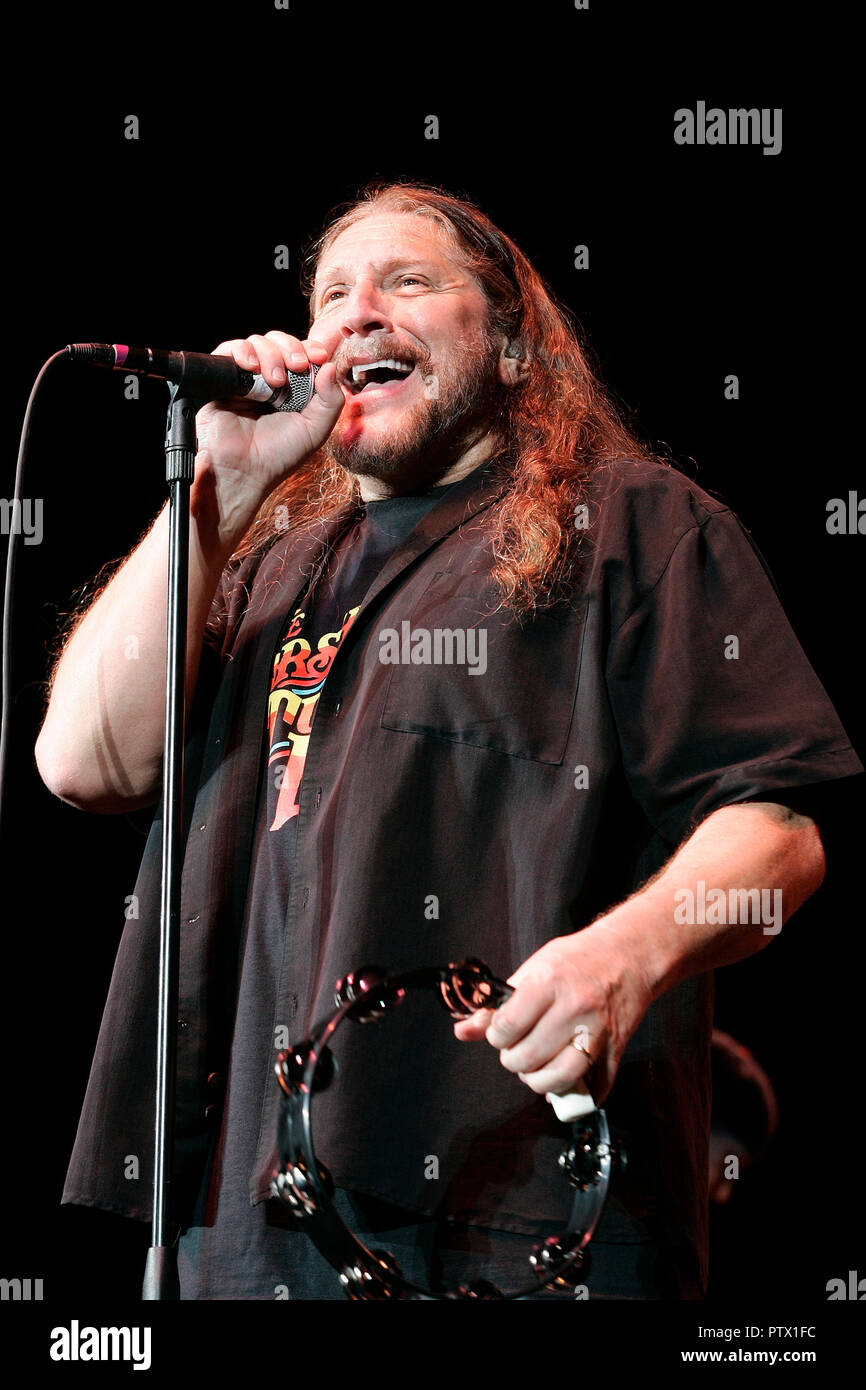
269, 362, 319, 413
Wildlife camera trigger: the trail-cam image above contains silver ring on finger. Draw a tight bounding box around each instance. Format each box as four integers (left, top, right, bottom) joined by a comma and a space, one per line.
571, 1028, 596, 1062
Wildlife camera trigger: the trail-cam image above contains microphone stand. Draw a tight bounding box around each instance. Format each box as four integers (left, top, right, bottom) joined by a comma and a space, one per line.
56, 346, 315, 1298
141, 386, 198, 1300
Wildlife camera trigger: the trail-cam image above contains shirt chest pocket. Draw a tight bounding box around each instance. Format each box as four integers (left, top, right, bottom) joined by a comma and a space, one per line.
379, 569, 587, 765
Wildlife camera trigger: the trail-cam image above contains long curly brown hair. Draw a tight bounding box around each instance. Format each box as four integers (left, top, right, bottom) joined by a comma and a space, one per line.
234, 181, 653, 617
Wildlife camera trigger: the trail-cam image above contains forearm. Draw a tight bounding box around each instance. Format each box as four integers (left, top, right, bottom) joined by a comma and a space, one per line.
457, 800, 826, 1103
587, 801, 826, 1002
35, 474, 257, 812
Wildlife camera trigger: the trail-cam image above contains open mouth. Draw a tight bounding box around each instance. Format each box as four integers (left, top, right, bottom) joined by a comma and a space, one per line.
343, 357, 417, 395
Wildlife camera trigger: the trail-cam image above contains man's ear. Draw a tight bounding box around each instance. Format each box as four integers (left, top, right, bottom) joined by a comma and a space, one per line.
497, 337, 531, 386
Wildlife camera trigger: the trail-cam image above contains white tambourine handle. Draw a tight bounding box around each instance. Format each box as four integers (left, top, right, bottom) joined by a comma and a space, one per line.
546, 1080, 597, 1122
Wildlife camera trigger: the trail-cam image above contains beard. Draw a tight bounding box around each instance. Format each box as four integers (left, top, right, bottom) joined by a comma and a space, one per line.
323, 325, 506, 492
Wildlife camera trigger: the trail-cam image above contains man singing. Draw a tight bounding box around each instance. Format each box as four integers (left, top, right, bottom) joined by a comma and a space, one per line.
36, 182, 862, 1299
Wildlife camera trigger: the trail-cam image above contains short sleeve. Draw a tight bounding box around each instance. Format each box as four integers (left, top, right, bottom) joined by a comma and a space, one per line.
604, 504, 863, 848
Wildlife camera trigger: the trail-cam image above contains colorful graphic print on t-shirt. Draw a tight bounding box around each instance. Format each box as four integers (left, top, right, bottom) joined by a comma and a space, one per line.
266, 604, 360, 831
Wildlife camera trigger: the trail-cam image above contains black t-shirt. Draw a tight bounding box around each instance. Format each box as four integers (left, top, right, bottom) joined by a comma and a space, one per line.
261, 486, 457, 893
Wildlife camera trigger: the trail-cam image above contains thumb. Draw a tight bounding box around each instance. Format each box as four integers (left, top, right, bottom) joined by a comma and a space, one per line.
298, 361, 344, 441
453, 1008, 495, 1041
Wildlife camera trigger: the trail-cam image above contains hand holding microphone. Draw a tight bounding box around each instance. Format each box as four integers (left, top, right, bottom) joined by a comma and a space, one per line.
190, 333, 345, 539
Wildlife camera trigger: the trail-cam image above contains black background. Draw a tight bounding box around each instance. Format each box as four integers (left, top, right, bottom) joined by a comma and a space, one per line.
1, 0, 861, 1328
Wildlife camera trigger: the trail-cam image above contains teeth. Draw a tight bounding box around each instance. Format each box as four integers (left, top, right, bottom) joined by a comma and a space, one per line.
350, 358, 414, 384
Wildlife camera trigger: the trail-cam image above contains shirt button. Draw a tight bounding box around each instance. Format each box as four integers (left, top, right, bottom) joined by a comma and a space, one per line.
333, 699, 342, 715
207, 1072, 222, 1090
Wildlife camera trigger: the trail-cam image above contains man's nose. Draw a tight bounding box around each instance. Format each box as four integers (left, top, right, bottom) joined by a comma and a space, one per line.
338, 280, 394, 339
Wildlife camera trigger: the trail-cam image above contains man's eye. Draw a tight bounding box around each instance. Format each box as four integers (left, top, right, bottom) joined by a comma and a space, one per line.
319, 276, 425, 309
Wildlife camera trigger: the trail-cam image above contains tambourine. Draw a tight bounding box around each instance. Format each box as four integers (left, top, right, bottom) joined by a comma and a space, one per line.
271, 958, 625, 1300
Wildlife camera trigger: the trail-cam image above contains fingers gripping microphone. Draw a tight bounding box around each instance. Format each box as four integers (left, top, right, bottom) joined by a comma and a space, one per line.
65, 342, 319, 412
239, 365, 320, 413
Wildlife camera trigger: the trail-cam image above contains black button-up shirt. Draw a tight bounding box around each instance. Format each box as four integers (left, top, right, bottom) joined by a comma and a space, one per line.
62, 455, 863, 1296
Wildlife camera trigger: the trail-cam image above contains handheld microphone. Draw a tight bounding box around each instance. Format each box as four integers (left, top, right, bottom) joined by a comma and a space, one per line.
65, 342, 319, 413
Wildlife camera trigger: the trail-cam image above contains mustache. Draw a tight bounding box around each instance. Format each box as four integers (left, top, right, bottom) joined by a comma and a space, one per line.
334, 339, 431, 376
331, 329, 502, 388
